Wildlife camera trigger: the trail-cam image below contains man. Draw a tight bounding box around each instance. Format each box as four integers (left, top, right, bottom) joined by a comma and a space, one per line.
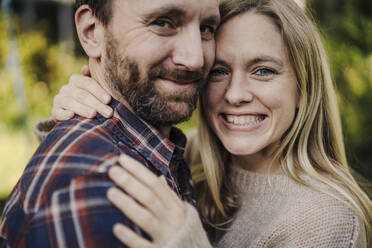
0, 0, 219, 247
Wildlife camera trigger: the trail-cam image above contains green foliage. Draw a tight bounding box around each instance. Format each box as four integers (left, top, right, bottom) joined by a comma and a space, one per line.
0, 13, 8, 67
314, 0, 372, 180
0, 127, 39, 198
0, 13, 85, 206
0, 13, 85, 130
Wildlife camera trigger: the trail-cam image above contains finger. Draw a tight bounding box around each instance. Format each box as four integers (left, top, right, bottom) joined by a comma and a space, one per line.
159, 175, 168, 186
81, 65, 91, 77
70, 74, 111, 104
52, 108, 74, 121
70, 88, 113, 118
110, 164, 185, 234
58, 83, 112, 118
120, 157, 185, 221
55, 96, 97, 119
113, 224, 152, 248
107, 187, 159, 237
119, 155, 179, 204
108, 166, 164, 216
119, 155, 164, 190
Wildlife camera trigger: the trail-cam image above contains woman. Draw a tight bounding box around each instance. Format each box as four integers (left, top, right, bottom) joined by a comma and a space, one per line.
38, 0, 371, 247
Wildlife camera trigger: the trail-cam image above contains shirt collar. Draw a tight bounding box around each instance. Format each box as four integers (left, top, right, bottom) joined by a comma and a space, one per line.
98, 99, 187, 175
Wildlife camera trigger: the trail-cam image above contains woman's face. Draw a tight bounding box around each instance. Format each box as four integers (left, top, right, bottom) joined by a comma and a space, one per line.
203, 12, 298, 167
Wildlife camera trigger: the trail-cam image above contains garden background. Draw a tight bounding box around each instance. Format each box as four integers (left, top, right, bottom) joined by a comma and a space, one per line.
0, 0, 371, 215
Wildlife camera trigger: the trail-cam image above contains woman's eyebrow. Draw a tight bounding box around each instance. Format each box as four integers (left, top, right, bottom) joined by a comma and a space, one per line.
213, 59, 231, 69
248, 55, 284, 67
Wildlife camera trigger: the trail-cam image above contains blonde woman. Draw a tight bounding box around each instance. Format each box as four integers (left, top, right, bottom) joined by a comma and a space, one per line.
37, 0, 371, 247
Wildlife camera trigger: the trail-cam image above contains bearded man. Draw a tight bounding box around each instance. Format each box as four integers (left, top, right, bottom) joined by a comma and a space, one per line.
0, 0, 219, 247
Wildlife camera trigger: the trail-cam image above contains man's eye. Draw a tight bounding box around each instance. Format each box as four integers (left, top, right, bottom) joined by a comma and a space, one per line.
200, 25, 215, 40
254, 68, 277, 77
200, 25, 215, 34
152, 18, 173, 29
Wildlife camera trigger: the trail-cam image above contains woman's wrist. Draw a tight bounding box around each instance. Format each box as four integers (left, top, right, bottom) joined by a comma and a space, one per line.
162, 202, 211, 248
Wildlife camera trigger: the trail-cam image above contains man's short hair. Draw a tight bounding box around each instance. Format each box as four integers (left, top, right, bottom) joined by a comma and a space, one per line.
75, 0, 112, 26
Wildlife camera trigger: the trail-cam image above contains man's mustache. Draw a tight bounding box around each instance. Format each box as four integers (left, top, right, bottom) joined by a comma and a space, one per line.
149, 66, 206, 84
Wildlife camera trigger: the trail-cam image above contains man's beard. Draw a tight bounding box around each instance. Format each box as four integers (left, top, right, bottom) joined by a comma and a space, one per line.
104, 34, 205, 127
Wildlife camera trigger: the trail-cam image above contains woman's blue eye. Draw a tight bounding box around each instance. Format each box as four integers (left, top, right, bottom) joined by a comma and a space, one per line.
208, 68, 229, 82
255, 68, 276, 77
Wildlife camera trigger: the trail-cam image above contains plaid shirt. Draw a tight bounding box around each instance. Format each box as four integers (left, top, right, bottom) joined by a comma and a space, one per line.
0, 99, 194, 248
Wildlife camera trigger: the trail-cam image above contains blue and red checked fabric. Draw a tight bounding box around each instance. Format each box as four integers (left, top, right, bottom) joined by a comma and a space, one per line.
0, 99, 194, 248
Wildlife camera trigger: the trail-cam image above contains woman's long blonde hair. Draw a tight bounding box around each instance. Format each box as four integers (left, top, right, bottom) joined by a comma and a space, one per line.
191, 0, 372, 243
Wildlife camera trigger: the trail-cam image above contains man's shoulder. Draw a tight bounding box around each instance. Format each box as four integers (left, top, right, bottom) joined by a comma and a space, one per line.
17, 117, 122, 209
38, 116, 118, 156
28, 116, 119, 175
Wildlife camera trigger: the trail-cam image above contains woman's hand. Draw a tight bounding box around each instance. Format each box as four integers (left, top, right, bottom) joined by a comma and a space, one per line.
52, 65, 113, 121
107, 154, 186, 248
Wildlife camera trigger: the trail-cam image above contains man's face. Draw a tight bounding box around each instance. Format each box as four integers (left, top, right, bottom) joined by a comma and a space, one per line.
102, 0, 220, 127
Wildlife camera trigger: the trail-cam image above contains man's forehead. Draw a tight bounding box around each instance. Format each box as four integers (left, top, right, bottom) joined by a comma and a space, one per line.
125, 0, 220, 21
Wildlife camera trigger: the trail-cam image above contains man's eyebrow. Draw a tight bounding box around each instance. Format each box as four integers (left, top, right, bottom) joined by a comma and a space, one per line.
143, 5, 220, 26
202, 15, 221, 27
143, 5, 187, 20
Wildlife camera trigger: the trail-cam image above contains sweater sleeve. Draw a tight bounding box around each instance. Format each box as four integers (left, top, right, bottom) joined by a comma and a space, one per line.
259, 197, 367, 248
162, 203, 212, 248
33, 117, 58, 142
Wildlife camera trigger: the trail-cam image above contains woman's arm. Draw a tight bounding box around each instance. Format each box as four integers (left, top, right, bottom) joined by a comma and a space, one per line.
107, 154, 212, 248
34, 65, 113, 142
52, 65, 113, 120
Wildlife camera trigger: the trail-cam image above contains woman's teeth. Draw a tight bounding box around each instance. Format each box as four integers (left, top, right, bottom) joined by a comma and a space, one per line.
225, 114, 265, 126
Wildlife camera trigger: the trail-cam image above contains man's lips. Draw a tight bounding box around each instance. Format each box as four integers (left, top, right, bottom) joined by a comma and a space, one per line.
159, 77, 200, 85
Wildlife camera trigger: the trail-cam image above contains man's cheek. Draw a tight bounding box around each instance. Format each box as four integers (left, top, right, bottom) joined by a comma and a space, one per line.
203, 41, 216, 72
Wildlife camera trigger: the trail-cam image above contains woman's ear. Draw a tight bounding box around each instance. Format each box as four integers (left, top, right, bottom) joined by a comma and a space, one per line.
75, 5, 105, 59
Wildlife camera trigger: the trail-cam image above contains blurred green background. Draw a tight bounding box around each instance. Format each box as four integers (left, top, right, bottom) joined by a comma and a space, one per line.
0, 0, 371, 214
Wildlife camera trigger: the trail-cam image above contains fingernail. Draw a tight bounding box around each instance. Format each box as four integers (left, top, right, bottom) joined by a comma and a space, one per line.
88, 111, 96, 118
159, 175, 168, 185
103, 95, 111, 103
107, 187, 117, 199
104, 107, 113, 117
119, 154, 128, 164
108, 166, 121, 179
113, 223, 126, 236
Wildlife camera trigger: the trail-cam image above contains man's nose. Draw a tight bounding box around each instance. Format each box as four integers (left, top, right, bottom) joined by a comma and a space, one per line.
172, 27, 204, 71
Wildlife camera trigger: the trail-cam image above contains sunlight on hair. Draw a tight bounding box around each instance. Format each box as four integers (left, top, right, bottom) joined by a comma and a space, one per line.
294, 0, 306, 9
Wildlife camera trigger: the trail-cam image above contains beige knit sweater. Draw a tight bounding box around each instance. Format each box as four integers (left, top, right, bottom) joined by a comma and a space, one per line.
165, 165, 367, 248
34, 120, 367, 248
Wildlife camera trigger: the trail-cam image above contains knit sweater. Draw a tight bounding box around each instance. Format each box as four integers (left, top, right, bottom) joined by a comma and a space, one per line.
34, 121, 367, 248
165, 165, 367, 248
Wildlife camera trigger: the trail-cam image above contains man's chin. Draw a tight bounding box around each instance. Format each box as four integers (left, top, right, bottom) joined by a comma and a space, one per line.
140, 101, 196, 127
167, 101, 195, 118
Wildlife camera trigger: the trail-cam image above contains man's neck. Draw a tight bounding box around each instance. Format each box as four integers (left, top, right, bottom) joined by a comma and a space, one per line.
157, 126, 172, 139
88, 60, 172, 139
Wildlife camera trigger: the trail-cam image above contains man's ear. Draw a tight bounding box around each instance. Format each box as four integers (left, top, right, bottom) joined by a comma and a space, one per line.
75, 5, 105, 59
